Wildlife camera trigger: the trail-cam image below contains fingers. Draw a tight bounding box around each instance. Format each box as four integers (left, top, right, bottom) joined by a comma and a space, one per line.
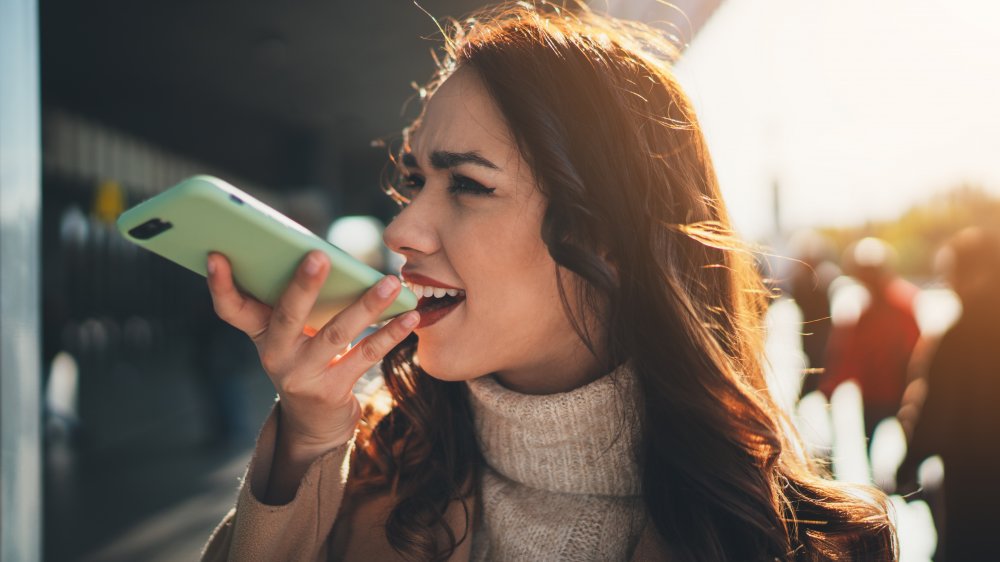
298, 275, 407, 368
267, 251, 331, 349
206, 253, 271, 337
209, 249, 414, 390
328, 310, 419, 381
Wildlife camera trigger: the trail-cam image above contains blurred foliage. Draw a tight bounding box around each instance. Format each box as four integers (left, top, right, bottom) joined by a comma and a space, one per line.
818, 184, 1000, 280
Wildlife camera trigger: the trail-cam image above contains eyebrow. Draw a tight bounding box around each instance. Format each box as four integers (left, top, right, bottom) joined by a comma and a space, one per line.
402, 150, 500, 171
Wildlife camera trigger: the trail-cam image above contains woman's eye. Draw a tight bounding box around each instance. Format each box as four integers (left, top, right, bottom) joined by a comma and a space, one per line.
390, 173, 493, 205
448, 174, 496, 196
398, 174, 425, 198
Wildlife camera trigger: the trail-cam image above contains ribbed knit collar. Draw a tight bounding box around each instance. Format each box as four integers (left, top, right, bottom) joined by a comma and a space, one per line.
466, 363, 643, 496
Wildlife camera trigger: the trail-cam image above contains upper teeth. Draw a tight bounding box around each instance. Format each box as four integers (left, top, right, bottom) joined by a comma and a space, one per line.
407, 282, 464, 299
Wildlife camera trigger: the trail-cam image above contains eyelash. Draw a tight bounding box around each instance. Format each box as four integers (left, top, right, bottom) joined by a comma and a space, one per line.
400, 173, 495, 199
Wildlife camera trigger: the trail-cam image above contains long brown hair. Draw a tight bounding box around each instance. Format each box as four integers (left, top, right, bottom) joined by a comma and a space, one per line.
353, 2, 897, 560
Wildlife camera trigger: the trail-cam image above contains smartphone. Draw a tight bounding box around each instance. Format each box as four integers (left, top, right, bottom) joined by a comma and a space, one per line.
116, 175, 417, 328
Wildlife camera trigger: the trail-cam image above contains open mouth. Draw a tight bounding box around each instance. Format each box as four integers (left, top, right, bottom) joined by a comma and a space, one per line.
415, 294, 466, 329
407, 282, 466, 328
417, 293, 466, 311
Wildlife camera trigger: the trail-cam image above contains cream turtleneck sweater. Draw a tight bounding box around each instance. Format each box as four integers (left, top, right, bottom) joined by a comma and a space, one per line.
465, 365, 647, 561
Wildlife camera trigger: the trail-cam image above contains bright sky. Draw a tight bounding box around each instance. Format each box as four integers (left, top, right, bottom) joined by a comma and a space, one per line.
671, 0, 1000, 241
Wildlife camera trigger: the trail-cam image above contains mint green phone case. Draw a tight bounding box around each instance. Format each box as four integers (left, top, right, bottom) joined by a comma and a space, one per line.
116, 175, 416, 329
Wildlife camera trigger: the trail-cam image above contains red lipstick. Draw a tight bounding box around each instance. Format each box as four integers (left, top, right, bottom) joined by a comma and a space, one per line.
414, 297, 464, 328
400, 269, 466, 329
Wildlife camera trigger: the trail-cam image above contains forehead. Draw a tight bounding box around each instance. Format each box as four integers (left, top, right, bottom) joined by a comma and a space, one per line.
408, 67, 515, 158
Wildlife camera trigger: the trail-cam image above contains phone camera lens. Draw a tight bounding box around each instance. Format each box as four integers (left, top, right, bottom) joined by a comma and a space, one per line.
129, 218, 173, 240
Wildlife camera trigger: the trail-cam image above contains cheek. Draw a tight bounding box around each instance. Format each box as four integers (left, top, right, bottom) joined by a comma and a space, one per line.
428, 201, 569, 367
465, 237, 564, 338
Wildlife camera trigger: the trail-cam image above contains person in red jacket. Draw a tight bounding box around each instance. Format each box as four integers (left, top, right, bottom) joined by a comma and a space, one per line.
821, 237, 921, 440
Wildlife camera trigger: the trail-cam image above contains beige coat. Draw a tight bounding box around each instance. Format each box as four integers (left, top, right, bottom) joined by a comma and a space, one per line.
201, 405, 670, 561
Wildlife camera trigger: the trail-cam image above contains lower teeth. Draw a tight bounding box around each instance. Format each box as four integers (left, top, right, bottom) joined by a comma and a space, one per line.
419, 296, 461, 312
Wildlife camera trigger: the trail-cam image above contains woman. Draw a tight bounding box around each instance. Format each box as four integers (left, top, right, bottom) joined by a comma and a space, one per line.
202, 2, 896, 560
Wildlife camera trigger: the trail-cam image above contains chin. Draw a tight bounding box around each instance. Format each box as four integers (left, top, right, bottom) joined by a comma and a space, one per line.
414, 340, 483, 382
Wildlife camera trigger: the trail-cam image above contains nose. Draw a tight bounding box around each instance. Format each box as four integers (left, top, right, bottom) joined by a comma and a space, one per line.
383, 197, 440, 258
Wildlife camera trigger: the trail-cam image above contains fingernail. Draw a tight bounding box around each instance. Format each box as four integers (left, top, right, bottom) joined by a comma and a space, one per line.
207, 256, 216, 275
376, 275, 399, 298
304, 254, 323, 276
401, 311, 419, 328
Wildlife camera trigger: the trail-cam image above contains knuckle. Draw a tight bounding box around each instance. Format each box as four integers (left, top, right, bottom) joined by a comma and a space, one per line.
211, 300, 231, 321
276, 377, 302, 398
294, 270, 316, 292
270, 306, 297, 329
359, 339, 383, 364
323, 323, 349, 348
361, 289, 384, 315
394, 317, 415, 337
258, 350, 283, 374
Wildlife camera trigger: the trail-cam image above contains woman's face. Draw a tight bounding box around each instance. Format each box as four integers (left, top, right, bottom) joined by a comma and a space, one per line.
383, 67, 600, 393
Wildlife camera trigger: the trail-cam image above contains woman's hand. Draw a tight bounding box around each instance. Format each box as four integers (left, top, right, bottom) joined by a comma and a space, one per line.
206, 250, 418, 500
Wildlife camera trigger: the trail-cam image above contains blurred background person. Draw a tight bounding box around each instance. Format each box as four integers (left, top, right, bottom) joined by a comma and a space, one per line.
193, 311, 260, 447
786, 229, 840, 397
896, 227, 1000, 561
821, 237, 921, 441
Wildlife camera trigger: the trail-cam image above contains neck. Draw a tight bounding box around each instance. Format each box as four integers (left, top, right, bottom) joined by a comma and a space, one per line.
492, 334, 606, 395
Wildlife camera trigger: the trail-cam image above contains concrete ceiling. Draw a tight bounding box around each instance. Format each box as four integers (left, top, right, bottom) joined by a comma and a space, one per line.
41, 0, 719, 207
42, 1, 486, 191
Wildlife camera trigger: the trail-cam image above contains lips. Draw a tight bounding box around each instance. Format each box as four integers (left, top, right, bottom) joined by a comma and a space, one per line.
401, 271, 465, 329
413, 292, 465, 328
